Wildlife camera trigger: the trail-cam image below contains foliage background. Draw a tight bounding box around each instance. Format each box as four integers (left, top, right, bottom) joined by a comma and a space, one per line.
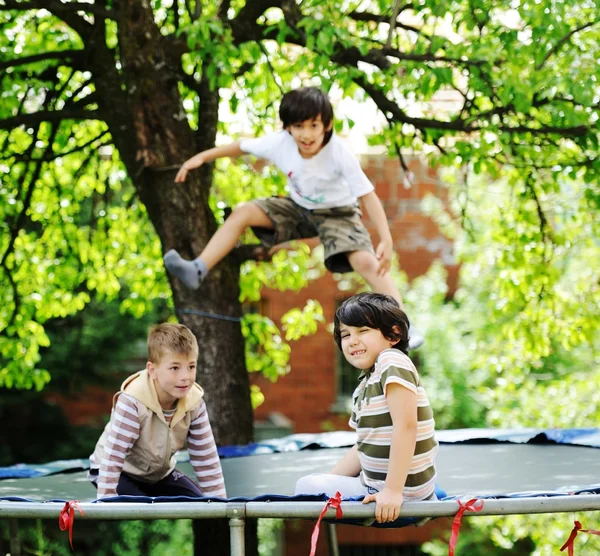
1, 0, 599, 553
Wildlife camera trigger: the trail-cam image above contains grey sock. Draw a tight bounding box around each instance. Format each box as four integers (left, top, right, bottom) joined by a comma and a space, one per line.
163, 250, 207, 290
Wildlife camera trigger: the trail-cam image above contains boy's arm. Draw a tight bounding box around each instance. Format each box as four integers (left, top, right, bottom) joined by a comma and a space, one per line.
175, 142, 244, 183
97, 395, 140, 498
188, 401, 227, 497
330, 444, 362, 477
359, 191, 394, 276
362, 383, 417, 522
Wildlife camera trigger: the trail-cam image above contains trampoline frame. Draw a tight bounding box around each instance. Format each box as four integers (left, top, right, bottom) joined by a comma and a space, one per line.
2, 495, 600, 555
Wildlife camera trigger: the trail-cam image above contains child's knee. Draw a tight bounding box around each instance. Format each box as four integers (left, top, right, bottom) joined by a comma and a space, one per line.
348, 251, 378, 276
230, 202, 254, 221
230, 202, 268, 227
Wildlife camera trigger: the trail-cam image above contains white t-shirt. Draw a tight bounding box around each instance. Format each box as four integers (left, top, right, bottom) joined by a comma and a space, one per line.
239, 131, 374, 210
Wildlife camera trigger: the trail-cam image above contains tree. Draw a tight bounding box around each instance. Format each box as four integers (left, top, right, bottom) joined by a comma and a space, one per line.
1, 0, 599, 552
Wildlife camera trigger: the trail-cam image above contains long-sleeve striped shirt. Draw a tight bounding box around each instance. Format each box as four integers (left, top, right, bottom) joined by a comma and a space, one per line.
97, 393, 226, 498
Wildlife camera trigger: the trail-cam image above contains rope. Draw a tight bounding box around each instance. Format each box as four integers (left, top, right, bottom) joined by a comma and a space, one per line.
560, 520, 600, 555
176, 307, 242, 323
58, 500, 84, 551
448, 498, 484, 556
310, 492, 343, 556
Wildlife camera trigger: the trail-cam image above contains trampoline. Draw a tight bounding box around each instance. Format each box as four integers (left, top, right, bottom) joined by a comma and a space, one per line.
1, 429, 600, 554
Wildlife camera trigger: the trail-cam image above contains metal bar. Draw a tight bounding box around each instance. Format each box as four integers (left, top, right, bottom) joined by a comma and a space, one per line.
1, 495, 600, 520
245, 496, 600, 518
9, 519, 22, 556
0, 501, 228, 520
326, 523, 339, 556
227, 503, 247, 556
229, 518, 245, 556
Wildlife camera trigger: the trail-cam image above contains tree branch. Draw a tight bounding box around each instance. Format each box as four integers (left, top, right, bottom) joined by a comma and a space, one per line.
234, 0, 282, 25
3, 0, 96, 40
525, 173, 554, 243
0, 260, 20, 333
1, 121, 59, 294
385, 0, 402, 48
0, 130, 111, 162
0, 49, 85, 71
228, 4, 593, 140
2, 0, 111, 18
536, 19, 600, 70
0, 106, 102, 131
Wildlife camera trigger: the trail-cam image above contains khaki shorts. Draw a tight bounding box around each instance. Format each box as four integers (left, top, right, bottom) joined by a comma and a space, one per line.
251, 197, 374, 273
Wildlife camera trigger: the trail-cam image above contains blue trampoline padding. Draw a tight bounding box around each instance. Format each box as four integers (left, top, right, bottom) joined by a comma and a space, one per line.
2, 428, 600, 480
435, 427, 600, 446
219, 427, 600, 458
0, 459, 90, 480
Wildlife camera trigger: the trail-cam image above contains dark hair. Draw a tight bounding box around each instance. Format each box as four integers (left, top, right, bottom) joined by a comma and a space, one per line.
333, 293, 410, 355
279, 87, 334, 145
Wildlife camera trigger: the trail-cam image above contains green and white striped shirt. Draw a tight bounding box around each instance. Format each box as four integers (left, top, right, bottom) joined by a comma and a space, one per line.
349, 348, 438, 500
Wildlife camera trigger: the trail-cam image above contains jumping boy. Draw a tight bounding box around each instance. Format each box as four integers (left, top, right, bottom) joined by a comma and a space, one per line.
295, 293, 438, 523
88, 323, 227, 499
165, 86, 422, 348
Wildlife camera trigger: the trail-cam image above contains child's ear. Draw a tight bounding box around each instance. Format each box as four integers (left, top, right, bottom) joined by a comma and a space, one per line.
146, 361, 155, 377
387, 325, 403, 344
325, 120, 333, 132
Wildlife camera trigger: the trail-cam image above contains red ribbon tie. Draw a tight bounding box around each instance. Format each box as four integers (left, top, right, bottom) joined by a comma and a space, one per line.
309, 492, 343, 556
448, 498, 484, 556
560, 520, 600, 556
59, 500, 85, 551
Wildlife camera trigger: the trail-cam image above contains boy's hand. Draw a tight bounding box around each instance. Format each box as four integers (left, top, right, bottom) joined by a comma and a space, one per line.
363, 487, 404, 523
375, 240, 393, 275
175, 156, 204, 183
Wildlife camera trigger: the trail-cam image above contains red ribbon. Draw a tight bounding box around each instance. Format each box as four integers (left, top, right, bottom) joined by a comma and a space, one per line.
560, 520, 600, 556
58, 500, 85, 551
448, 498, 484, 556
309, 492, 343, 556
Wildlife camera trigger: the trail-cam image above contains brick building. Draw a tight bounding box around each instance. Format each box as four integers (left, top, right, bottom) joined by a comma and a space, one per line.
250, 153, 457, 555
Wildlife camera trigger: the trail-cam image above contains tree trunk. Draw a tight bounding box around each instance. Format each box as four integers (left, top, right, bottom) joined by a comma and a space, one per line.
100, 2, 256, 552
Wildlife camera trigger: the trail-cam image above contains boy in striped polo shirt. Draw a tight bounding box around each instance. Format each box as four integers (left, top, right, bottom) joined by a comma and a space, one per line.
295, 293, 438, 523
89, 323, 226, 499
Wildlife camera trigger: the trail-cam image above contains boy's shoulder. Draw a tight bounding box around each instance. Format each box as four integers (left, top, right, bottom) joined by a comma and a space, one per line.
375, 349, 416, 372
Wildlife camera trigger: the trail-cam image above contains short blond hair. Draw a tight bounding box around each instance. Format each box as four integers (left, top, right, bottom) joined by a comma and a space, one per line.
147, 323, 198, 363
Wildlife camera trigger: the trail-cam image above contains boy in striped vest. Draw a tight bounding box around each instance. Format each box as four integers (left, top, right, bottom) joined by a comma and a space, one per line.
295, 293, 438, 523
89, 323, 226, 499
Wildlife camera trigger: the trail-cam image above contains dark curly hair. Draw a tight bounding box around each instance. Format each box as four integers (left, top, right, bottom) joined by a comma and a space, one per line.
279, 87, 334, 145
333, 293, 410, 355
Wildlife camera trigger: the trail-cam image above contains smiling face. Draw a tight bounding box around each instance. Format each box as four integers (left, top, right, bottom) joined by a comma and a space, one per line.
338, 323, 396, 370
287, 115, 332, 158
147, 350, 198, 410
